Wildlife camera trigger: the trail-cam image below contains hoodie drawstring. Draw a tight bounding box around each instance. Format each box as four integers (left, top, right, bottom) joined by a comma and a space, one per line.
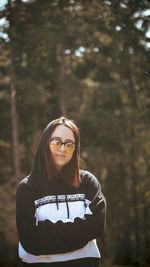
65, 195, 70, 218
56, 194, 59, 210
55, 194, 70, 218
84, 198, 87, 210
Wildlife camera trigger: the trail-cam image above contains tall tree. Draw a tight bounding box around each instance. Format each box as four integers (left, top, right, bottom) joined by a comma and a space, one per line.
7, 0, 21, 181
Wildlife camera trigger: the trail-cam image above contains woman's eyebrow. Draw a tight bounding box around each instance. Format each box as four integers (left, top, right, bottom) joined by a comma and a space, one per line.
51, 137, 75, 142
65, 139, 75, 143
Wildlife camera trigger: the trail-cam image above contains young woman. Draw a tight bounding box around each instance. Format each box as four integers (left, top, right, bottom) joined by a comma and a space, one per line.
16, 117, 106, 267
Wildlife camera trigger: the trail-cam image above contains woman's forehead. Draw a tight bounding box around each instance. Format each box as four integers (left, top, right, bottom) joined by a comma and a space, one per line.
50, 125, 75, 141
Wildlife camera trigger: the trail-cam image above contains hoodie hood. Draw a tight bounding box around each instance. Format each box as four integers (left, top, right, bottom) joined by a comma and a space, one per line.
27, 118, 80, 192
28, 121, 53, 191
31, 121, 53, 176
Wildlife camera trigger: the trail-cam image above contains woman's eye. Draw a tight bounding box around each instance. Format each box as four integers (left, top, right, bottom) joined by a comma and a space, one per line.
50, 140, 60, 145
66, 143, 73, 147
53, 140, 61, 145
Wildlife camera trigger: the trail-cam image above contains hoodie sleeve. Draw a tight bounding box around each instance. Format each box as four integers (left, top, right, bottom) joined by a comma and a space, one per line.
16, 182, 88, 256
39, 172, 106, 242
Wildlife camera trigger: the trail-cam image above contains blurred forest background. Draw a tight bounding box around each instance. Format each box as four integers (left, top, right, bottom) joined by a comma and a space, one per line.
0, 0, 150, 266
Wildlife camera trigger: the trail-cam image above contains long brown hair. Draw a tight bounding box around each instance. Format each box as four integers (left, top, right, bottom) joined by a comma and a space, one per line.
45, 117, 80, 187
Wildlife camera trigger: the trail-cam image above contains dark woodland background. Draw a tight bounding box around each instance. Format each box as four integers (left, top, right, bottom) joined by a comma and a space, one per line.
0, 0, 150, 266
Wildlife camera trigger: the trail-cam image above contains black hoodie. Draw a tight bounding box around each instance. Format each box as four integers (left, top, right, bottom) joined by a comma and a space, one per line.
16, 121, 106, 264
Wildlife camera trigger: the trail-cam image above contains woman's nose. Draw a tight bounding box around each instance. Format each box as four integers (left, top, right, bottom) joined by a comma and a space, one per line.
59, 144, 66, 151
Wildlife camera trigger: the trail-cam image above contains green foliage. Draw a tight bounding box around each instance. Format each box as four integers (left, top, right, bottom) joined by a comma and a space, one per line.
0, 0, 150, 265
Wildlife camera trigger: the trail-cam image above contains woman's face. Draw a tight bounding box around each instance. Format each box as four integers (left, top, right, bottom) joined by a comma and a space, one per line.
49, 125, 75, 170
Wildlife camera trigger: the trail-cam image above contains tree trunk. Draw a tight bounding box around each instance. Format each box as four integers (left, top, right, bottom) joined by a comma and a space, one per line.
57, 44, 67, 116
8, 0, 21, 181
127, 67, 140, 257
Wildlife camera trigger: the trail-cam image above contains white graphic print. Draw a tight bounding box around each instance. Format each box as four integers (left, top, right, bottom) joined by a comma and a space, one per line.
34, 194, 92, 224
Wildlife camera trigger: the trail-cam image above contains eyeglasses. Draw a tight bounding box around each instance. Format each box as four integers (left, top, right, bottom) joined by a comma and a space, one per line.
49, 139, 75, 153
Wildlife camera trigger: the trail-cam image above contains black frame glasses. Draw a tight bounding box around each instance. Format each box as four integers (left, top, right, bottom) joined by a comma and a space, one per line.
49, 139, 75, 153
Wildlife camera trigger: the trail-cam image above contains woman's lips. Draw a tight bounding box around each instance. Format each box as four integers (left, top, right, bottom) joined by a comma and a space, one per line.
55, 154, 66, 158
